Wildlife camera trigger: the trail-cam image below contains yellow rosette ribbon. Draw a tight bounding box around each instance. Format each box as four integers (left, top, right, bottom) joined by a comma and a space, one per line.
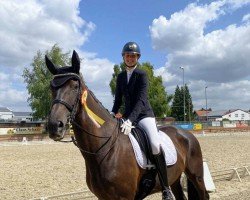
81, 90, 105, 126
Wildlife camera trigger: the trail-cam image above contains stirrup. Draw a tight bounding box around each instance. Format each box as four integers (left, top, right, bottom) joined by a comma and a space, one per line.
162, 187, 175, 200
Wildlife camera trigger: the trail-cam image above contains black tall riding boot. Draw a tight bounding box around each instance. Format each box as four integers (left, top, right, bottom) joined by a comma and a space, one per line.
154, 149, 175, 200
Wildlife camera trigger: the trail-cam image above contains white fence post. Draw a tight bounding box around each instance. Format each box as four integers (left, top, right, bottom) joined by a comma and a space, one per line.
203, 160, 216, 192
22, 137, 28, 145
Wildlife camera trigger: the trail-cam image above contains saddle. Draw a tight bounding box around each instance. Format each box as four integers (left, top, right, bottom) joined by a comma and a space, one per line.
131, 127, 155, 165
120, 120, 177, 199
131, 126, 157, 200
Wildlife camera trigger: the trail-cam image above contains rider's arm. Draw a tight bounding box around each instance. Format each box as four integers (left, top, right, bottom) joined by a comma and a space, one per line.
112, 74, 123, 114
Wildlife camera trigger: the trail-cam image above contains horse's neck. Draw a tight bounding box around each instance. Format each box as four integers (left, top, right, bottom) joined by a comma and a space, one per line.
74, 92, 117, 156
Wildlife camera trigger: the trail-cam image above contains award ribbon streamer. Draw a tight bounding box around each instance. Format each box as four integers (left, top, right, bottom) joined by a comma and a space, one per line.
81, 90, 105, 125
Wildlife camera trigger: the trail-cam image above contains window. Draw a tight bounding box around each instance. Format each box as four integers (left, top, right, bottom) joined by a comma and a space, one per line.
235, 114, 238, 117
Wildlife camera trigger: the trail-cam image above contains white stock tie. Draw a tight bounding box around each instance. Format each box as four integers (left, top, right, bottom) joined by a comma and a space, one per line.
127, 72, 132, 83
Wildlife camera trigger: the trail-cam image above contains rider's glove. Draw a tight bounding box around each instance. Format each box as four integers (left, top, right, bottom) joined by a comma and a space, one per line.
121, 119, 134, 135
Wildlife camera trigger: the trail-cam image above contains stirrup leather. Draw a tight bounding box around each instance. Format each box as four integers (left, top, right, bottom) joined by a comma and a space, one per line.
162, 187, 175, 200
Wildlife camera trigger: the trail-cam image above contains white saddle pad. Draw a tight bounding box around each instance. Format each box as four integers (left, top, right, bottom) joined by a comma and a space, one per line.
128, 130, 177, 169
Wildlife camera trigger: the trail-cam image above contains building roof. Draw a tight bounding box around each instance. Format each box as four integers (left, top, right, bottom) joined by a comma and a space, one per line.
200, 110, 228, 117
223, 109, 250, 115
0, 107, 12, 112
13, 112, 33, 117
200, 109, 250, 117
195, 110, 210, 117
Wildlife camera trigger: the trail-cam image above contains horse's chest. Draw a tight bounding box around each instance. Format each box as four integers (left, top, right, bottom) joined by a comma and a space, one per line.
86, 164, 134, 199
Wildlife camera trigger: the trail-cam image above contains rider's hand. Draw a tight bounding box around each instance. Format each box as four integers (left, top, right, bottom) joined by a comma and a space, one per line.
110, 112, 115, 118
115, 112, 122, 119
110, 112, 122, 119
121, 119, 134, 135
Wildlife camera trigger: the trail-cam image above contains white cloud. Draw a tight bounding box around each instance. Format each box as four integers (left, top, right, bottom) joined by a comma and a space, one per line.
242, 13, 250, 23
149, 2, 224, 52
0, 72, 9, 81
150, 0, 250, 110
154, 67, 177, 83
150, 1, 250, 82
0, 0, 95, 68
0, 0, 114, 112
226, 0, 250, 9
165, 24, 250, 83
0, 73, 10, 90
162, 78, 250, 110
0, 88, 29, 111
78, 51, 115, 110
199, 80, 250, 110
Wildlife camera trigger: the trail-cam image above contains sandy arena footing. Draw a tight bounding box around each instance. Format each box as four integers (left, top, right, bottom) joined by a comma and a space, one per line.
0, 133, 249, 200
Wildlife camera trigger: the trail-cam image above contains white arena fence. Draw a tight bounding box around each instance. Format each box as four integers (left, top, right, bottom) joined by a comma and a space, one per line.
195, 131, 250, 137
0, 140, 57, 147
211, 164, 250, 182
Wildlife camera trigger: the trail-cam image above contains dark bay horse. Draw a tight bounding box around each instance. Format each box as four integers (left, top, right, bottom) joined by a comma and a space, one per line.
45, 50, 209, 200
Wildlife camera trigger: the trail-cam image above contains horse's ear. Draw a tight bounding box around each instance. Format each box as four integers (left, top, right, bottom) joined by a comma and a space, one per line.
45, 55, 58, 75
72, 50, 80, 74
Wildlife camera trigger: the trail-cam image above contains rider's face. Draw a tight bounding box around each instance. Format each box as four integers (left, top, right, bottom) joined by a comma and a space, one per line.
123, 53, 139, 68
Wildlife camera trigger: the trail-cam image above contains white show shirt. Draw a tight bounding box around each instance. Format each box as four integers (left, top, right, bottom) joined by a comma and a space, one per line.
126, 65, 137, 83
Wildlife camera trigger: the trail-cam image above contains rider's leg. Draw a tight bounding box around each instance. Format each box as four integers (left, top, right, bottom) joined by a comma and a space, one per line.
138, 117, 175, 200
138, 117, 160, 154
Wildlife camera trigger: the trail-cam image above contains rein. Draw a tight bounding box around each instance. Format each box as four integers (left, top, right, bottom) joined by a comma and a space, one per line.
71, 119, 121, 156
49, 73, 120, 156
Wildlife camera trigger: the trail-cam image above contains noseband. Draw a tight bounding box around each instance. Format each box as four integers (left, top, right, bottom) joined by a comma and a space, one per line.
50, 73, 82, 122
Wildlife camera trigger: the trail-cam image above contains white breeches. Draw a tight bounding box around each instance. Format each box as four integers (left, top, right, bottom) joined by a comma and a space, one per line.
138, 117, 160, 155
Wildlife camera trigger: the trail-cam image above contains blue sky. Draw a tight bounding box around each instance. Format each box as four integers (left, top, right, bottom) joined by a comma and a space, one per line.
0, 0, 250, 112
79, 0, 186, 66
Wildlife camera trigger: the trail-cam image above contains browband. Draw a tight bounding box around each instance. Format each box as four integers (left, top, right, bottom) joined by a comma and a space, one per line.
51, 73, 81, 88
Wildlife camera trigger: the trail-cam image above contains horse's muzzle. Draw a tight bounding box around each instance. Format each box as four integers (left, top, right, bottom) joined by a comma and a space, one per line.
47, 120, 66, 141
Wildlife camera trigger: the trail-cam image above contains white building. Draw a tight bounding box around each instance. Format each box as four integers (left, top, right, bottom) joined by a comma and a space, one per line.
0, 107, 13, 121
222, 109, 250, 121
12, 112, 33, 122
201, 109, 250, 121
0, 107, 33, 122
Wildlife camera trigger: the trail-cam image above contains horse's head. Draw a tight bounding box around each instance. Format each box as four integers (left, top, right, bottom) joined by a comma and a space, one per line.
45, 50, 84, 141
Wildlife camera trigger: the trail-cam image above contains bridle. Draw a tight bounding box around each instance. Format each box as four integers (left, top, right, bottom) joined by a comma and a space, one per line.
49, 73, 120, 156
50, 73, 82, 122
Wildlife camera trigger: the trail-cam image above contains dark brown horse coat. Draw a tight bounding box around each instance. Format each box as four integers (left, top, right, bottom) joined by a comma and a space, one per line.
46, 50, 209, 200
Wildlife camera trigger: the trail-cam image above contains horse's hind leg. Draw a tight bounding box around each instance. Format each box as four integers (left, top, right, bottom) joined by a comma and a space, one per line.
171, 176, 187, 200
185, 160, 209, 199
186, 175, 209, 200
185, 141, 209, 200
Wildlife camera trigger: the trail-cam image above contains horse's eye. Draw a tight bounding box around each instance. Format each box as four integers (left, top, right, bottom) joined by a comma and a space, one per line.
74, 85, 78, 90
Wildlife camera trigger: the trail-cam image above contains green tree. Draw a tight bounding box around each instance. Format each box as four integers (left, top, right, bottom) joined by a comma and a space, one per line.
184, 85, 194, 121
109, 62, 171, 117
171, 84, 194, 121
23, 44, 71, 119
109, 63, 125, 96
171, 85, 183, 121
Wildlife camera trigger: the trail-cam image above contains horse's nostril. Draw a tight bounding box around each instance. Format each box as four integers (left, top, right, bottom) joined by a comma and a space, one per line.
58, 121, 64, 128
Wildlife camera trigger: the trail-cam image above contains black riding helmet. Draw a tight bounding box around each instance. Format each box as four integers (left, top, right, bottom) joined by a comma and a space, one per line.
122, 42, 141, 58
